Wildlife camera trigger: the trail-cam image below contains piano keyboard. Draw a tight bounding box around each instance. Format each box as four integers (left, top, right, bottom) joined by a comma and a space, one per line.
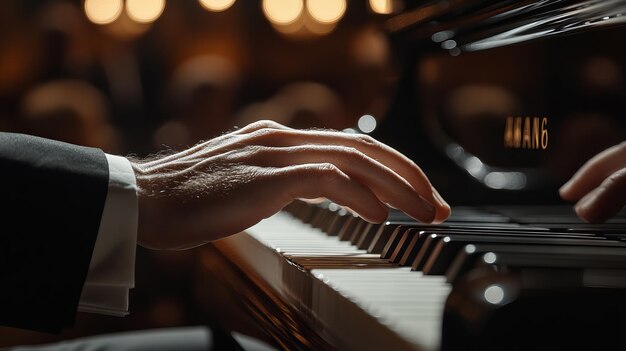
216, 201, 626, 351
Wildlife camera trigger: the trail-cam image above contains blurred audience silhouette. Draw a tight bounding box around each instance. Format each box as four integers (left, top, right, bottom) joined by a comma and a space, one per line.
19, 79, 122, 153
156, 54, 240, 149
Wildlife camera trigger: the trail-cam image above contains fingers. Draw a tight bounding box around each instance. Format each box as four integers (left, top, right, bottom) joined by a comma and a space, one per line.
244, 145, 436, 223
142, 120, 451, 225
242, 128, 451, 222
559, 142, 626, 201
273, 163, 389, 223
574, 167, 626, 223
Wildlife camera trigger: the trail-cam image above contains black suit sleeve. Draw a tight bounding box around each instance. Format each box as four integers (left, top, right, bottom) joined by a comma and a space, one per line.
0, 132, 109, 333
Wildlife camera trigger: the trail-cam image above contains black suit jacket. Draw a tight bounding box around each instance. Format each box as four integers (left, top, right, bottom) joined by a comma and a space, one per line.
0, 132, 109, 333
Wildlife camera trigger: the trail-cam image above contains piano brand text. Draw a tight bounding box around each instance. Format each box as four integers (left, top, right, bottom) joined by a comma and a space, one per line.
504, 116, 548, 150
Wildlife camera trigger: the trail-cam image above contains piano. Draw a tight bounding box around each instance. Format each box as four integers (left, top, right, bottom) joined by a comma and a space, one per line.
194, 1, 626, 350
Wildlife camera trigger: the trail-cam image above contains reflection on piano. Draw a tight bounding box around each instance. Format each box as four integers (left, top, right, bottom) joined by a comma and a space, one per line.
195, 1, 626, 350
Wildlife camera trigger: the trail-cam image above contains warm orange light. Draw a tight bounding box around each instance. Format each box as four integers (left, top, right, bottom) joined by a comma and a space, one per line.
272, 20, 304, 35
199, 0, 236, 12
84, 0, 122, 25
306, 0, 346, 24
126, 0, 166, 24
304, 18, 336, 35
262, 0, 304, 25
369, 0, 393, 14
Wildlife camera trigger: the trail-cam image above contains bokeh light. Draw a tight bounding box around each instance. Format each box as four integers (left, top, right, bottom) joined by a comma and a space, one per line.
304, 19, 336, 35
306, 0, 346, 24
199, 0, 236, 12
262, 0, 304, 25
483, 285, 505, 304
357, 114, 377, 133
126, 0, 166, 24
369, 0, 393, 14
84, 0, 123, 25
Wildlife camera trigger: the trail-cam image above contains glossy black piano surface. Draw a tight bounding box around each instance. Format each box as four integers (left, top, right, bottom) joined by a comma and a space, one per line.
371, 0, 626, 206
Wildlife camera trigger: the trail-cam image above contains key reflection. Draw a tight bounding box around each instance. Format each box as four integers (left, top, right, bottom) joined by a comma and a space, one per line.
483, 284, 505, 304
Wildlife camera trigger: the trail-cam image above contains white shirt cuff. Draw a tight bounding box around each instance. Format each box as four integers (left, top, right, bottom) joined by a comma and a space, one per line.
78, 153, 138, 317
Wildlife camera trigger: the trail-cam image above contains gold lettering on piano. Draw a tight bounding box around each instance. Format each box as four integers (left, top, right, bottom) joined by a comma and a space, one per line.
522, 117, 531, 148
504, 116, 548, 150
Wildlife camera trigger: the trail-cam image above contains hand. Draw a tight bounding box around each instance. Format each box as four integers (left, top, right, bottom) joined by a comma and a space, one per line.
129, 120, 451, 250
559, 141, 626, 223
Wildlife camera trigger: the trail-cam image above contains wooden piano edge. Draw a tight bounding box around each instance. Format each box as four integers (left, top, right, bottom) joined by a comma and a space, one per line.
194, 235, 338, 351
194, 230, 424, 351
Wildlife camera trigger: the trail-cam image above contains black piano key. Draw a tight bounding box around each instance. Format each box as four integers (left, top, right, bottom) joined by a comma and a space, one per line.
319, 210, 336, 233
402, 231, 433, 270
337, 215, 361, 241
325, 208, 349, 236
408, 233, 439, 271
397, 232, 423, 266
282, 200, 302, 216
310, 209, 329, 229
380, 226, 412, 259
303, 204, 324, 224
422, 236, 453, 275
388, 229, 414, 263
320, 208, 338, 229
287, 200, 313, 221
355, 223, 376, 249
348, 220, 367, 244
371, 219, 552, 254
350, 211, 410, 248
367, 220, 416, 254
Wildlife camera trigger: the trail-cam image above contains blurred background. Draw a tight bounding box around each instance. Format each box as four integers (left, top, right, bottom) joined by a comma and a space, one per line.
0, 0, 403, 347
0, 0, 404, 157
3, 0, 626, 347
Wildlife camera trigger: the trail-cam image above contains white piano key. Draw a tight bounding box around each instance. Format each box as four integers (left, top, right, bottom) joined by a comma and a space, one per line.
244, 212, 452, 351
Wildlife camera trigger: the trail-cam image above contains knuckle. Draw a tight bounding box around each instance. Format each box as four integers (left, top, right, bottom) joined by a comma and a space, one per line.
336, 146, 365, 161
316, 163, 342, 181
354, 134, 378, 147
337, 145, 358, 155
318, 162, 340, 173
247, 128, 282, 143
253, 119, 283, 129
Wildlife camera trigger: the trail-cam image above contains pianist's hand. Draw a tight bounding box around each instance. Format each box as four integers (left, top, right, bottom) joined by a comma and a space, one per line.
559, 141, 626, 223
130, 120, 451, 249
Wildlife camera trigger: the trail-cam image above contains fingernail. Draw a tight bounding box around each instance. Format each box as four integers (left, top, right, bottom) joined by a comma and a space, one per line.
559, 180, 573, 196
574, 187, 601, 219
